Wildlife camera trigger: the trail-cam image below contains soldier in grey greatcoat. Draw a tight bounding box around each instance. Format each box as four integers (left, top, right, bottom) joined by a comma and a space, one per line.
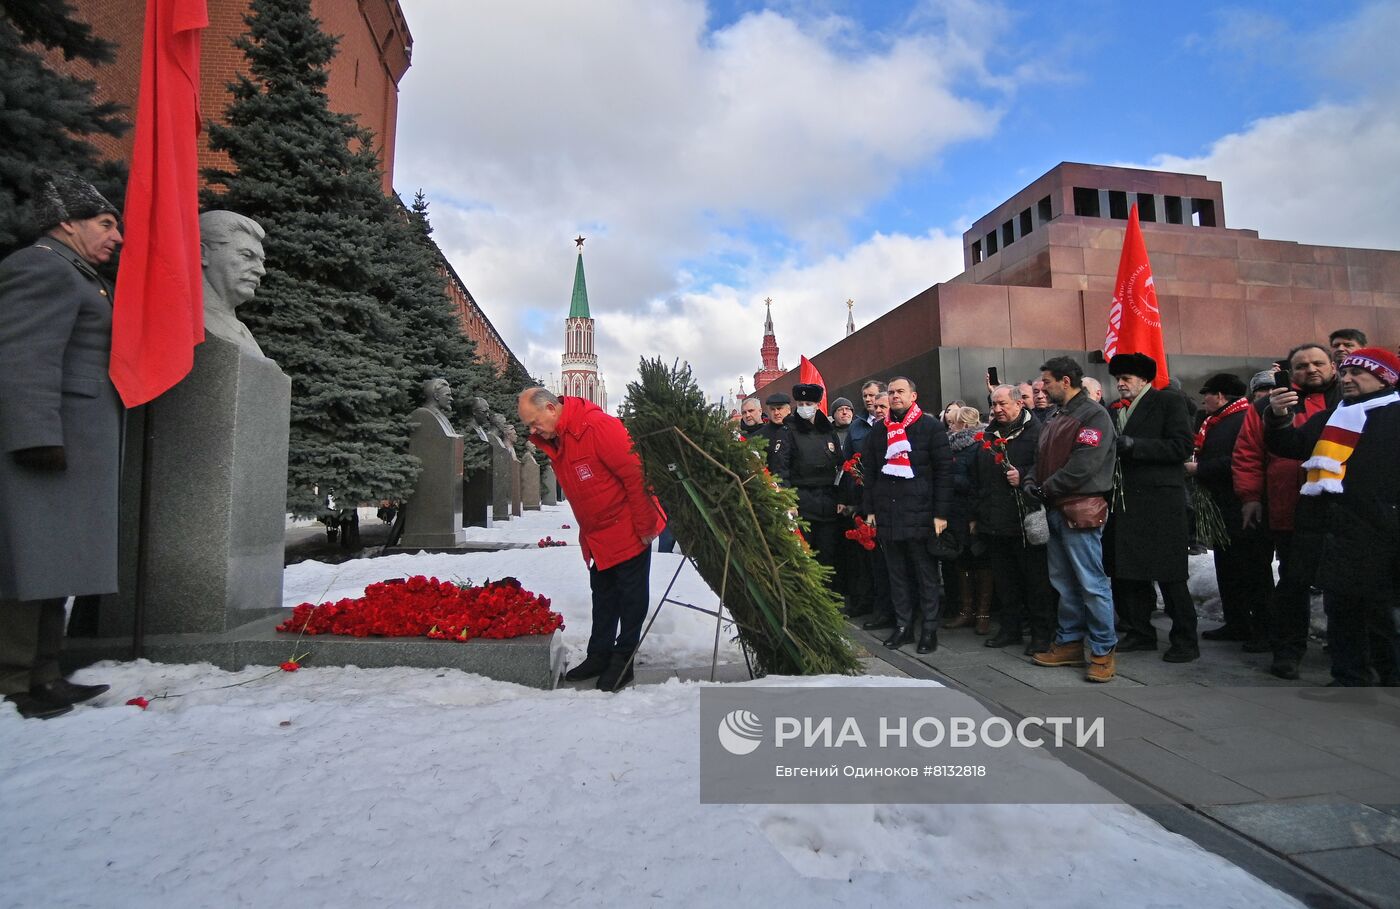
0, 173, 123, 719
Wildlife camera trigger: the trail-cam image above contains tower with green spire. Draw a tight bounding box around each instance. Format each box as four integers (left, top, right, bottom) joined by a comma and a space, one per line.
560, 236, 606, 409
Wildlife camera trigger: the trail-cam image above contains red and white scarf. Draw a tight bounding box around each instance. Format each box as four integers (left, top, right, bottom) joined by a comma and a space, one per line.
882, 402, 923, 478
1193, 396, 1250, 456
1301, 391, 1400, 495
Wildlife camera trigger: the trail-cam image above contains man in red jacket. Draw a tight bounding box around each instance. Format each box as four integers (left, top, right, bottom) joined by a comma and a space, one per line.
519, 388, 666, 691
1231, 343, 1341, 679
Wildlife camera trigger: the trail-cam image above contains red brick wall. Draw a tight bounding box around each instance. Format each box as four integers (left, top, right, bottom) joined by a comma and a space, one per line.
54, 0, 410, 193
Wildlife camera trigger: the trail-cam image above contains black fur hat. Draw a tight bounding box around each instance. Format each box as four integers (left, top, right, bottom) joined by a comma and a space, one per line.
1198, 373, 1247, 397
792, 383, 824, 403
1107, 352, 1157, 381
32, 170, 119, 232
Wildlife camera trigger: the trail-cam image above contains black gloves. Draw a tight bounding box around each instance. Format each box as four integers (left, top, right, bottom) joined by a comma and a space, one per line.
13, 445, 67, 471
1020, 479, 1044, 504
1116, 434, 1135, 455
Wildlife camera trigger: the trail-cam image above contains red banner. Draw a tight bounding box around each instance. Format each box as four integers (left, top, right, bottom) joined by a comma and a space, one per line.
1102, 204, 1169, 389
110, 0, 209, 407
798, 355, 828, 414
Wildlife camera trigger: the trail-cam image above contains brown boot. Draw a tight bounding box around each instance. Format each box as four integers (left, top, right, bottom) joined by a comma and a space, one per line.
943, 569, 974, 629
1086, 648, 1116, 683
973, 568, 994, 635
1031, 639, 1085, 667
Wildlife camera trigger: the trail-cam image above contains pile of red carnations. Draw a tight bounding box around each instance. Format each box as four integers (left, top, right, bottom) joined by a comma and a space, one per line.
841, 451, 864, 485
277, 575, 563, 642
536, 536, 568, 548
844, 515, 877, 550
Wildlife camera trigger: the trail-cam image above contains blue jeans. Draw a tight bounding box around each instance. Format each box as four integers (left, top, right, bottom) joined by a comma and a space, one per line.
1045, 509, 1116, 656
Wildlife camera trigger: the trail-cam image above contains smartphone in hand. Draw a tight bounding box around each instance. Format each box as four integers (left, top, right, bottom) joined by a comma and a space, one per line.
986, 366, 999, 387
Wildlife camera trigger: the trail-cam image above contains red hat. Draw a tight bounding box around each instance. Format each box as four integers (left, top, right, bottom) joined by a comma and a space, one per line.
1339, 347, 1400, 386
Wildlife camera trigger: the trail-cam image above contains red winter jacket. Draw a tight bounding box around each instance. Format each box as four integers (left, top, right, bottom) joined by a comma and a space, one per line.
529, 397, 665, 571
1231, 384, 1339, 532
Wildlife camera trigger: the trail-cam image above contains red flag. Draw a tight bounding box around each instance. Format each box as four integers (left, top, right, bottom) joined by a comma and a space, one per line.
798, 355, 828, 414
110, 0, 209, 407
1102, 204, 1169, 389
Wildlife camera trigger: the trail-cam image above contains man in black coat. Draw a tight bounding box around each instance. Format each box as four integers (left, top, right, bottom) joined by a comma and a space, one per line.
831, 396, 873, 616
1190, 373, 1272, 649
754, 392, 793, 482
862, 376, 953, 652
1104, 353, 1200, 662
1264, 347, 1400, 686
784, 383, 843, 575
973, 384, 1055, 653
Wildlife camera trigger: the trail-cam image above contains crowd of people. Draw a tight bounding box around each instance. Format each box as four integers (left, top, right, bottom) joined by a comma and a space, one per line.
736, 329, 1400, 686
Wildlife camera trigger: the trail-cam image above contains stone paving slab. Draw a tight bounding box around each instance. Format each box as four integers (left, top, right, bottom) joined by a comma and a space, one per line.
1292, 848, 1400, 909
1202, 802, 1400, 854
1096, 738, 1266, 806
1106, 685, 1294, 730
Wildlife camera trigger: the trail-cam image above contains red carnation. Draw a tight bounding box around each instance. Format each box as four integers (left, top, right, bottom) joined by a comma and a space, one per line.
126, 697, 150, 710
280, 661, 300, 672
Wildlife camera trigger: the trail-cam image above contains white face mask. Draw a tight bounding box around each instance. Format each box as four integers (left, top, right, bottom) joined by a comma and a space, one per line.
796, 404, 817, 420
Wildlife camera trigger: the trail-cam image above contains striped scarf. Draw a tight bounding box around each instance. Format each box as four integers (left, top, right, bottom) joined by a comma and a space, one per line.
882, 402, 923, 478
1300, 391, 1400, 495
1193, 396, 1250, 456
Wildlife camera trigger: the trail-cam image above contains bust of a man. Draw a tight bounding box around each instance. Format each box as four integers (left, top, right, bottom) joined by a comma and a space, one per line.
200, 210, 267, 356
464, 395, 491, 442
416, 377, 455, 433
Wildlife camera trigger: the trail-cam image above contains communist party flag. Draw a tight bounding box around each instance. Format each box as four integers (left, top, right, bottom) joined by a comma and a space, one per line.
1102, 203, 1169, 389
110, 0, 209, 407
798, 355, 828, 414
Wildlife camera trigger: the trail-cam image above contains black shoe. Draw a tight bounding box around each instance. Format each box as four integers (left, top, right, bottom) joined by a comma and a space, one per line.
985, 626, 1022, 649
1162, 646, 1200, 663
1269, 660, 1300, 681
1116, 635, 1158, 652
916, 630, 938, 654
565, 652, 611, 682
883, 626, 914, 649
863, 617, 896, 631
30, 679, 110, 706
1024, 637, 1051, 656
1201, 625, 1249, 642
1241, 639, 1272, 653
4, 693, 72, 720
597, 652, 635, 692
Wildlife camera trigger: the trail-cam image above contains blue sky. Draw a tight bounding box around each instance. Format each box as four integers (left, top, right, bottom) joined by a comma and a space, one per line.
393, 1, 1398, 403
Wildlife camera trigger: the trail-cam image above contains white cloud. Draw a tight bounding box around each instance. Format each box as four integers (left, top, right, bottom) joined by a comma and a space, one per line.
1146, 2, 1400, 253
393, 1, 1004, 403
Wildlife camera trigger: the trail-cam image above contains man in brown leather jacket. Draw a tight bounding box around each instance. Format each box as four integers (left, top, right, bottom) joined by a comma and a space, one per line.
1020, 356, 1120, 682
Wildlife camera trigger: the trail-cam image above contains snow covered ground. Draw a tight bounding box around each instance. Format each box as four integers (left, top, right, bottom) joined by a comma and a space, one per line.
0, 502, 1304, 907
1, 665, 1299, 908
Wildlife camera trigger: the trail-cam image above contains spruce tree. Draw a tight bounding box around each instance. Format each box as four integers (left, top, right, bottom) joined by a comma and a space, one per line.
203, 0, 416, 517
0, 0, 128, 256
386, 189, 503, 470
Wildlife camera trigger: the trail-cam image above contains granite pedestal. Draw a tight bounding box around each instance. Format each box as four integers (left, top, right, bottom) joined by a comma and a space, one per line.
522, 450, 542, 510
491, 438, 514, 521
511, 460, 523, 517
399, 406, 467, 549
542, 464, 558, 506
100, 335, 290, 638
463, 466, 493, 528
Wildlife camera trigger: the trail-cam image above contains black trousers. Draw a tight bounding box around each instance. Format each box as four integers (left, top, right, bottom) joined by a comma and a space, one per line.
983, 534, 1055, 642
1271, 531, 1316, 662
587, 549, 651, 656
884, 538, 942, 633
1113, 578, 1199, 652
802, 518, 839, 588
836, 515, 873, 611
0, 597, 67, 695
1323, 589, 1399, 686
1214, 527, 1274, 639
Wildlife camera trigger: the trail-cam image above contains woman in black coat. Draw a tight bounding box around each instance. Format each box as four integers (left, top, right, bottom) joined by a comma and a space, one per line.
943, 407, 994, 634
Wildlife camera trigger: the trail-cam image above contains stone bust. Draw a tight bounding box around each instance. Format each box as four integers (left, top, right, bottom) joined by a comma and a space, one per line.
464, 395, 491, 442
200, 210, 267, 356
417, 377, 455, 433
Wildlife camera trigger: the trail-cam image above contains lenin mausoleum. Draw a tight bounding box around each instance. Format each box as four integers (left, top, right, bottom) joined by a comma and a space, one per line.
760, 162, 1400, 405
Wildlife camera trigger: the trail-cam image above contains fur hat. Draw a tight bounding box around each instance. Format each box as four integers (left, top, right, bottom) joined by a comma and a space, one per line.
1247, 369, 1277, 395
32, 170, 119, 232
830, 396, 854, 412
1108, 352, 1157, 381
792, 383, 824, 403
1198, 373, 1247, 398
1339, 347, 1400, 386
763, 391, 791, 406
